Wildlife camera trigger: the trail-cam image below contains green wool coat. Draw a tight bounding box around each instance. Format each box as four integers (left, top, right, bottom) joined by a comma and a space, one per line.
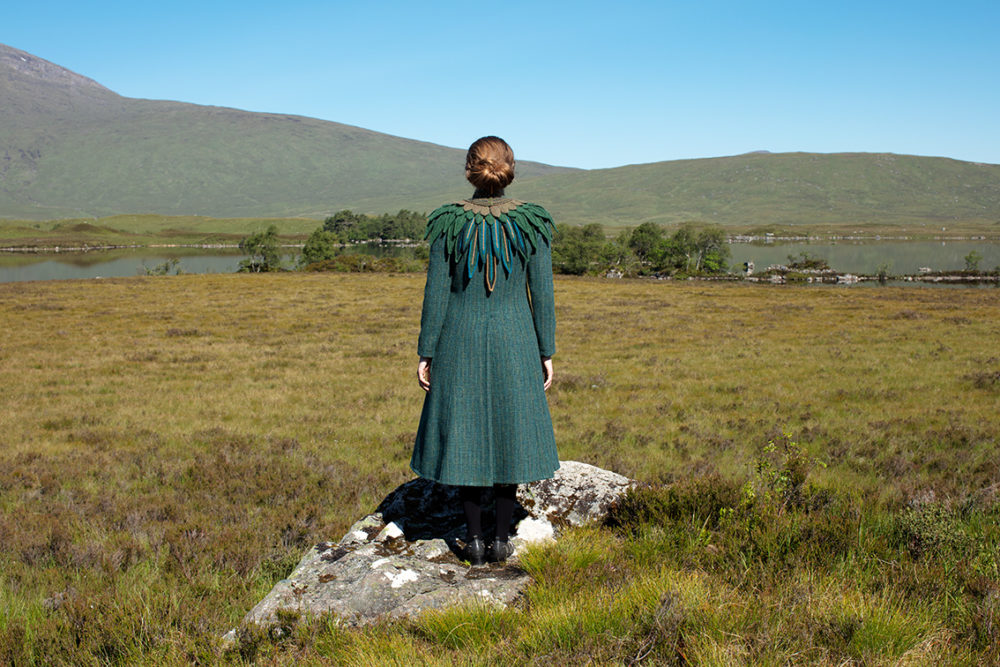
411, 199, 559, 486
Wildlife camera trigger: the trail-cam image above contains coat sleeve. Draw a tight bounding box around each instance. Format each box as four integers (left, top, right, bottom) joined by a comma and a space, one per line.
417, 237, 450, 357
527, 238, 556, 357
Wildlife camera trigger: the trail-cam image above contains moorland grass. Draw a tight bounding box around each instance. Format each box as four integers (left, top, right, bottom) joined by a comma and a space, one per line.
1, 274, 998, 664
0, 215, 320, 249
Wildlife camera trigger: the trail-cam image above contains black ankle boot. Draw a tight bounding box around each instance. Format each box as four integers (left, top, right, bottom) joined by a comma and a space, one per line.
462, 536, 486, 566
488, 538, 514, 563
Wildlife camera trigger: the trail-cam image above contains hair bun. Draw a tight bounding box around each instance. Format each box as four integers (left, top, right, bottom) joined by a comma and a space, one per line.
465, 136, 515, 195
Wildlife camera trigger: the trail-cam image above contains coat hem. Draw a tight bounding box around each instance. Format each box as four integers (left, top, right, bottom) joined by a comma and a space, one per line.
409, 464, 558, 487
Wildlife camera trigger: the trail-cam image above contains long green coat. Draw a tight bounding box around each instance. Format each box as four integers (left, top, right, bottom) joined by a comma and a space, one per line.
411, 198, 559, 486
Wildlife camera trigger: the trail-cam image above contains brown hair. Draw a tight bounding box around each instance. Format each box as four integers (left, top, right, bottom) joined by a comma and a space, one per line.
465, 136, 515, 196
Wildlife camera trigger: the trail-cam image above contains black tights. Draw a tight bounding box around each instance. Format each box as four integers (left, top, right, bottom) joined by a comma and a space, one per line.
459, 484, 517, 542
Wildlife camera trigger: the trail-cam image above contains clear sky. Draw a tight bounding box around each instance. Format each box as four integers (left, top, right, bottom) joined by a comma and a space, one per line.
4, 0, 999, 169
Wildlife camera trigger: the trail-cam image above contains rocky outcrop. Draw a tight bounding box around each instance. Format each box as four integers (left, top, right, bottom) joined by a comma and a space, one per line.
225, 461, 634, 640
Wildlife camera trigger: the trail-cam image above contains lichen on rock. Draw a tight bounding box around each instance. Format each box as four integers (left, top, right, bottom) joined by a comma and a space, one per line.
224, 460, 634, 642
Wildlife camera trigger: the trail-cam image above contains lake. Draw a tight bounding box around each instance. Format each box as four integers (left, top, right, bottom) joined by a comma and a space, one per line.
728, 240, 1000, 275
0, 249, 247, 283
1, 241, 998, 283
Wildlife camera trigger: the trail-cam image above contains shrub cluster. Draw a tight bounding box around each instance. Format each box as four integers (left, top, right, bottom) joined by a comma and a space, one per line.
302, 254, 425, 273
552, 221, 731, 277
299, 210, 427, 267
321, 210, 426, 243
299, 215, 732, 277
237, 225, 282, 273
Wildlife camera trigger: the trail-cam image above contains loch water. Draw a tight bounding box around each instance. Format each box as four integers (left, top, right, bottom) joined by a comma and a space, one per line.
728, 240, 1000, 275
1, 241, 998, 283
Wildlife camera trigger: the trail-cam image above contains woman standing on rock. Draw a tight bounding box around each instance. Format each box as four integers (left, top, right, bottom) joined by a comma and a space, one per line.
412, 136, 559, 565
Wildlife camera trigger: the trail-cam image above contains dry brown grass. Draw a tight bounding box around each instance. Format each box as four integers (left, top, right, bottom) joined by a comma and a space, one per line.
1, 274, 998, 662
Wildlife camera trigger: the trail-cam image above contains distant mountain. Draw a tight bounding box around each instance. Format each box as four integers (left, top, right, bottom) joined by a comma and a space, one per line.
3, 43, 999, 227
515, 152, 1000, 227
0, 43, 573, 220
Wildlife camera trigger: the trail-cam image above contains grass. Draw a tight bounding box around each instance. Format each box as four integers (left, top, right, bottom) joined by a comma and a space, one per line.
1, 274, 999, 663
0, 215, 322, 248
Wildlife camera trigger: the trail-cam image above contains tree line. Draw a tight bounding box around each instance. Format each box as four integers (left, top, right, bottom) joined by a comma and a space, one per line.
298, 210, 426, 267
551, 221, 730, 276
243, 211, 731, 276
319, 209, 426, 242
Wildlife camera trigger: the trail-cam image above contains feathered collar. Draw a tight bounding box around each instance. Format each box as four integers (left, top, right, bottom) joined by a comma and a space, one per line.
425, 198, 554, 292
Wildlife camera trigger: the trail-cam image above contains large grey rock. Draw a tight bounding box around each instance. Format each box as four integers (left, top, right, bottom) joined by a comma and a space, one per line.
225, 461, 634, 640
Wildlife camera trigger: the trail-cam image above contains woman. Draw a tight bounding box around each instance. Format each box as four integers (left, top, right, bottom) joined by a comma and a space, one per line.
412, 136, 559, 565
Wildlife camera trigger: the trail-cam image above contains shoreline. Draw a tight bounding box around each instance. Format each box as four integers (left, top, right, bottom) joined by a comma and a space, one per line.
727, 233, 1000, 243
3, 230, 1000, 254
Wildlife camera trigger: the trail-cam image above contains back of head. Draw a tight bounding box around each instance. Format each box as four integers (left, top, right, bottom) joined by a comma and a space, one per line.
465, 136, 515, 196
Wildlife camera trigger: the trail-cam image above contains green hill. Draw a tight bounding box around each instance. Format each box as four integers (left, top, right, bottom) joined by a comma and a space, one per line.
3, 42, 1000, 230
0, 43, 573, 220
516, 152, 1000, 228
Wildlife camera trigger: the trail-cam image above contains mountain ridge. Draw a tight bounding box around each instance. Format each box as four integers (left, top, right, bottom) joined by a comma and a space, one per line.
0, 43, 112, 95
2, 42, 999, 227
517, 151, 1000, 227
0, 43, 575, 220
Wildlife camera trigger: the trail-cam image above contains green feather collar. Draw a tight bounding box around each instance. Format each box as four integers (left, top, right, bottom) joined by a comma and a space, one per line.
424, 199, 554, 292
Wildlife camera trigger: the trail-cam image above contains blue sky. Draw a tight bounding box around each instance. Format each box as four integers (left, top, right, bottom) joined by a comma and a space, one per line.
5, 0, 999, 168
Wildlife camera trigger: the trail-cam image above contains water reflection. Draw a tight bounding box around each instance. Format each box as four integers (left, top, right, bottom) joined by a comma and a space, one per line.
0, 245, 414, 283
0, 249, 247, 283
1, 240, 998, 283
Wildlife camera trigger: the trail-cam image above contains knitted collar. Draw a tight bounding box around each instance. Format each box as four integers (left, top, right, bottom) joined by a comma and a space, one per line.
424, 199, 554, 292
456, 197, 524, 217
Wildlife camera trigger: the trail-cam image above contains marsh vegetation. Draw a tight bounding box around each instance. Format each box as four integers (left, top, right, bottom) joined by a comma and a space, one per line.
1, 274, 999, 663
